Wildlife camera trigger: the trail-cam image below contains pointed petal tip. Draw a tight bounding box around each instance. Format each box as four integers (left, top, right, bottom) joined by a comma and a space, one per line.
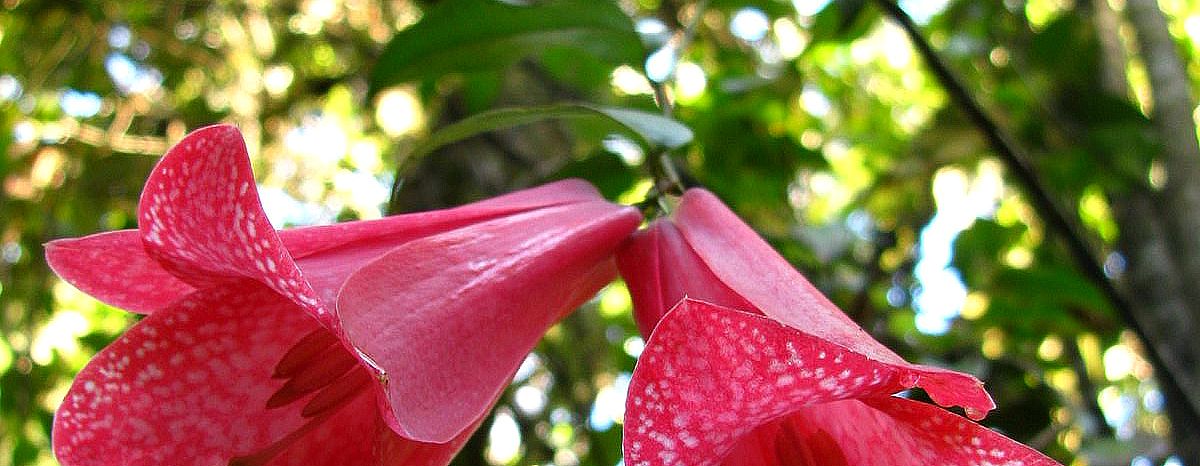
653, 188, 1002, 421
187, 122, 241, 139
137, 120, 332, 327
625, 300, 1008, 464
44, 230, 195, 313
910, 369, 996, 421
147, 124, 247, 179
158, 124, 244, 164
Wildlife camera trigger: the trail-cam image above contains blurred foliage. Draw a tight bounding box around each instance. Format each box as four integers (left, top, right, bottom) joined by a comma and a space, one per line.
2, 0, 1199, 465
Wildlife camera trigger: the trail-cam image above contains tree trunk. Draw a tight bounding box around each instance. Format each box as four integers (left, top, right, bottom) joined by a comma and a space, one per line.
1093, 1, 1200, 463
1111, 194, 1200, 465
1124, 0, 1200, 343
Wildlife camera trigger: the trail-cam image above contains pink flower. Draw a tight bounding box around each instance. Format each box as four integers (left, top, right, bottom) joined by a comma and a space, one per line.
47, 125, 642, 465
615, 188, 1060, 466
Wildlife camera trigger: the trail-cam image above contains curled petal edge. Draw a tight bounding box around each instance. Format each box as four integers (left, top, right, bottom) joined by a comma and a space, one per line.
624, 299, 994, 465
672, 189, 994, 418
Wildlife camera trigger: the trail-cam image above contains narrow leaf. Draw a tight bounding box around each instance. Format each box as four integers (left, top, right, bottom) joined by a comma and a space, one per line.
402, 104, 693, 166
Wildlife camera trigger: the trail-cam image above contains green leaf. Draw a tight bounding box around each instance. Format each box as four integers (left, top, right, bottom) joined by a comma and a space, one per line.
370, 0, 643, 93
982, 265, 1113, 335
401, 104, 693, 166
1030, 14, 1099, 88
595, 107, 694, 149
808, 0, 879, 45
708, 0, 794, 17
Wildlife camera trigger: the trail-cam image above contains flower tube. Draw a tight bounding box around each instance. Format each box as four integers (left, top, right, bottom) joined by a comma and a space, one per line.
49, 125, 642, 465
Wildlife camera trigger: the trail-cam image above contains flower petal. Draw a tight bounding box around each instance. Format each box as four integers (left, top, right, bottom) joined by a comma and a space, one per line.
45, 230, 194, 313
288, 179, 608, 307
723, 398, 1060, 466
672, 189, 993, 418
232, 387, 477, 466
617, 219, 756, 336
337, 201, 641, 443
137, 125, 330, 326
53, 285, 371, 466
47, 173, 591, 317
624, 299, 993, 465
860, 397, 1059, 465
282, 178, 604, 258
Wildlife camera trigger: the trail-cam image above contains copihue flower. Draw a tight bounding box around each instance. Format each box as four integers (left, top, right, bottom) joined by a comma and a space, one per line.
47, 124, 642, 465
615, 188, 1059, 466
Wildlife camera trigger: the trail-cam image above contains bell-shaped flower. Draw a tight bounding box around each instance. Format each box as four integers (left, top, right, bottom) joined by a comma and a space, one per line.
47, 124, 642, 465
615, 188, 1059, 466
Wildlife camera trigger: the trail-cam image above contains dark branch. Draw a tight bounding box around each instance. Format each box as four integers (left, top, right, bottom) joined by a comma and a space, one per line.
871, 0, 1200, 422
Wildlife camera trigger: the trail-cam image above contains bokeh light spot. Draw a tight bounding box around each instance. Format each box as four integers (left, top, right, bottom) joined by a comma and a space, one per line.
375, 87, 424, 137
730, 8, 770, 42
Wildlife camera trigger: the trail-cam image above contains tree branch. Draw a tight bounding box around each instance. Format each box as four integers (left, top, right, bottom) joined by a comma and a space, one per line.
871, 0, 1200, 423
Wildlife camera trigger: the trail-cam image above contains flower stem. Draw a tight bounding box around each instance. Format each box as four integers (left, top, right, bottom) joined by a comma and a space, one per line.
642, 0, 710, 213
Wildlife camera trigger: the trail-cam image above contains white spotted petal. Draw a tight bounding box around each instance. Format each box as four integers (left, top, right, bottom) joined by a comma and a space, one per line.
670, 189, 993, 416
621, 300, 1060, 465
137, 125, 331, 327
52, 124, 645, 465
615, 188, 1057, 465
132, 124, 621, 330
44, 159, 606, 318
722, 397, 1060, 466
52, 284, 475, 466
46, 230, 195, 313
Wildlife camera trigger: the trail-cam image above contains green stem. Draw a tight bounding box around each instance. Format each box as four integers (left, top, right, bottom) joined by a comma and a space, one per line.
644, 0, 709, 210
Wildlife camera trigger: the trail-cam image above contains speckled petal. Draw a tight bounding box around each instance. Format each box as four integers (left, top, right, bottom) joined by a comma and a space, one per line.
53, 285, 383, 466
672, 189, 993, 418
337, 201, 642, 443
49, 186, 591, 316
616, 219, 755, 336
623, 299, 995, 466
287, 179, 608, 308
45, 230, 194, 314
723, 398, 1060, 466
860, 397, 1057, 465
137, 125, 329, 326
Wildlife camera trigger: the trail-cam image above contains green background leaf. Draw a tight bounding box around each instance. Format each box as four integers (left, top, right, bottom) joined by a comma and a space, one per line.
370, 0, 643, 93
